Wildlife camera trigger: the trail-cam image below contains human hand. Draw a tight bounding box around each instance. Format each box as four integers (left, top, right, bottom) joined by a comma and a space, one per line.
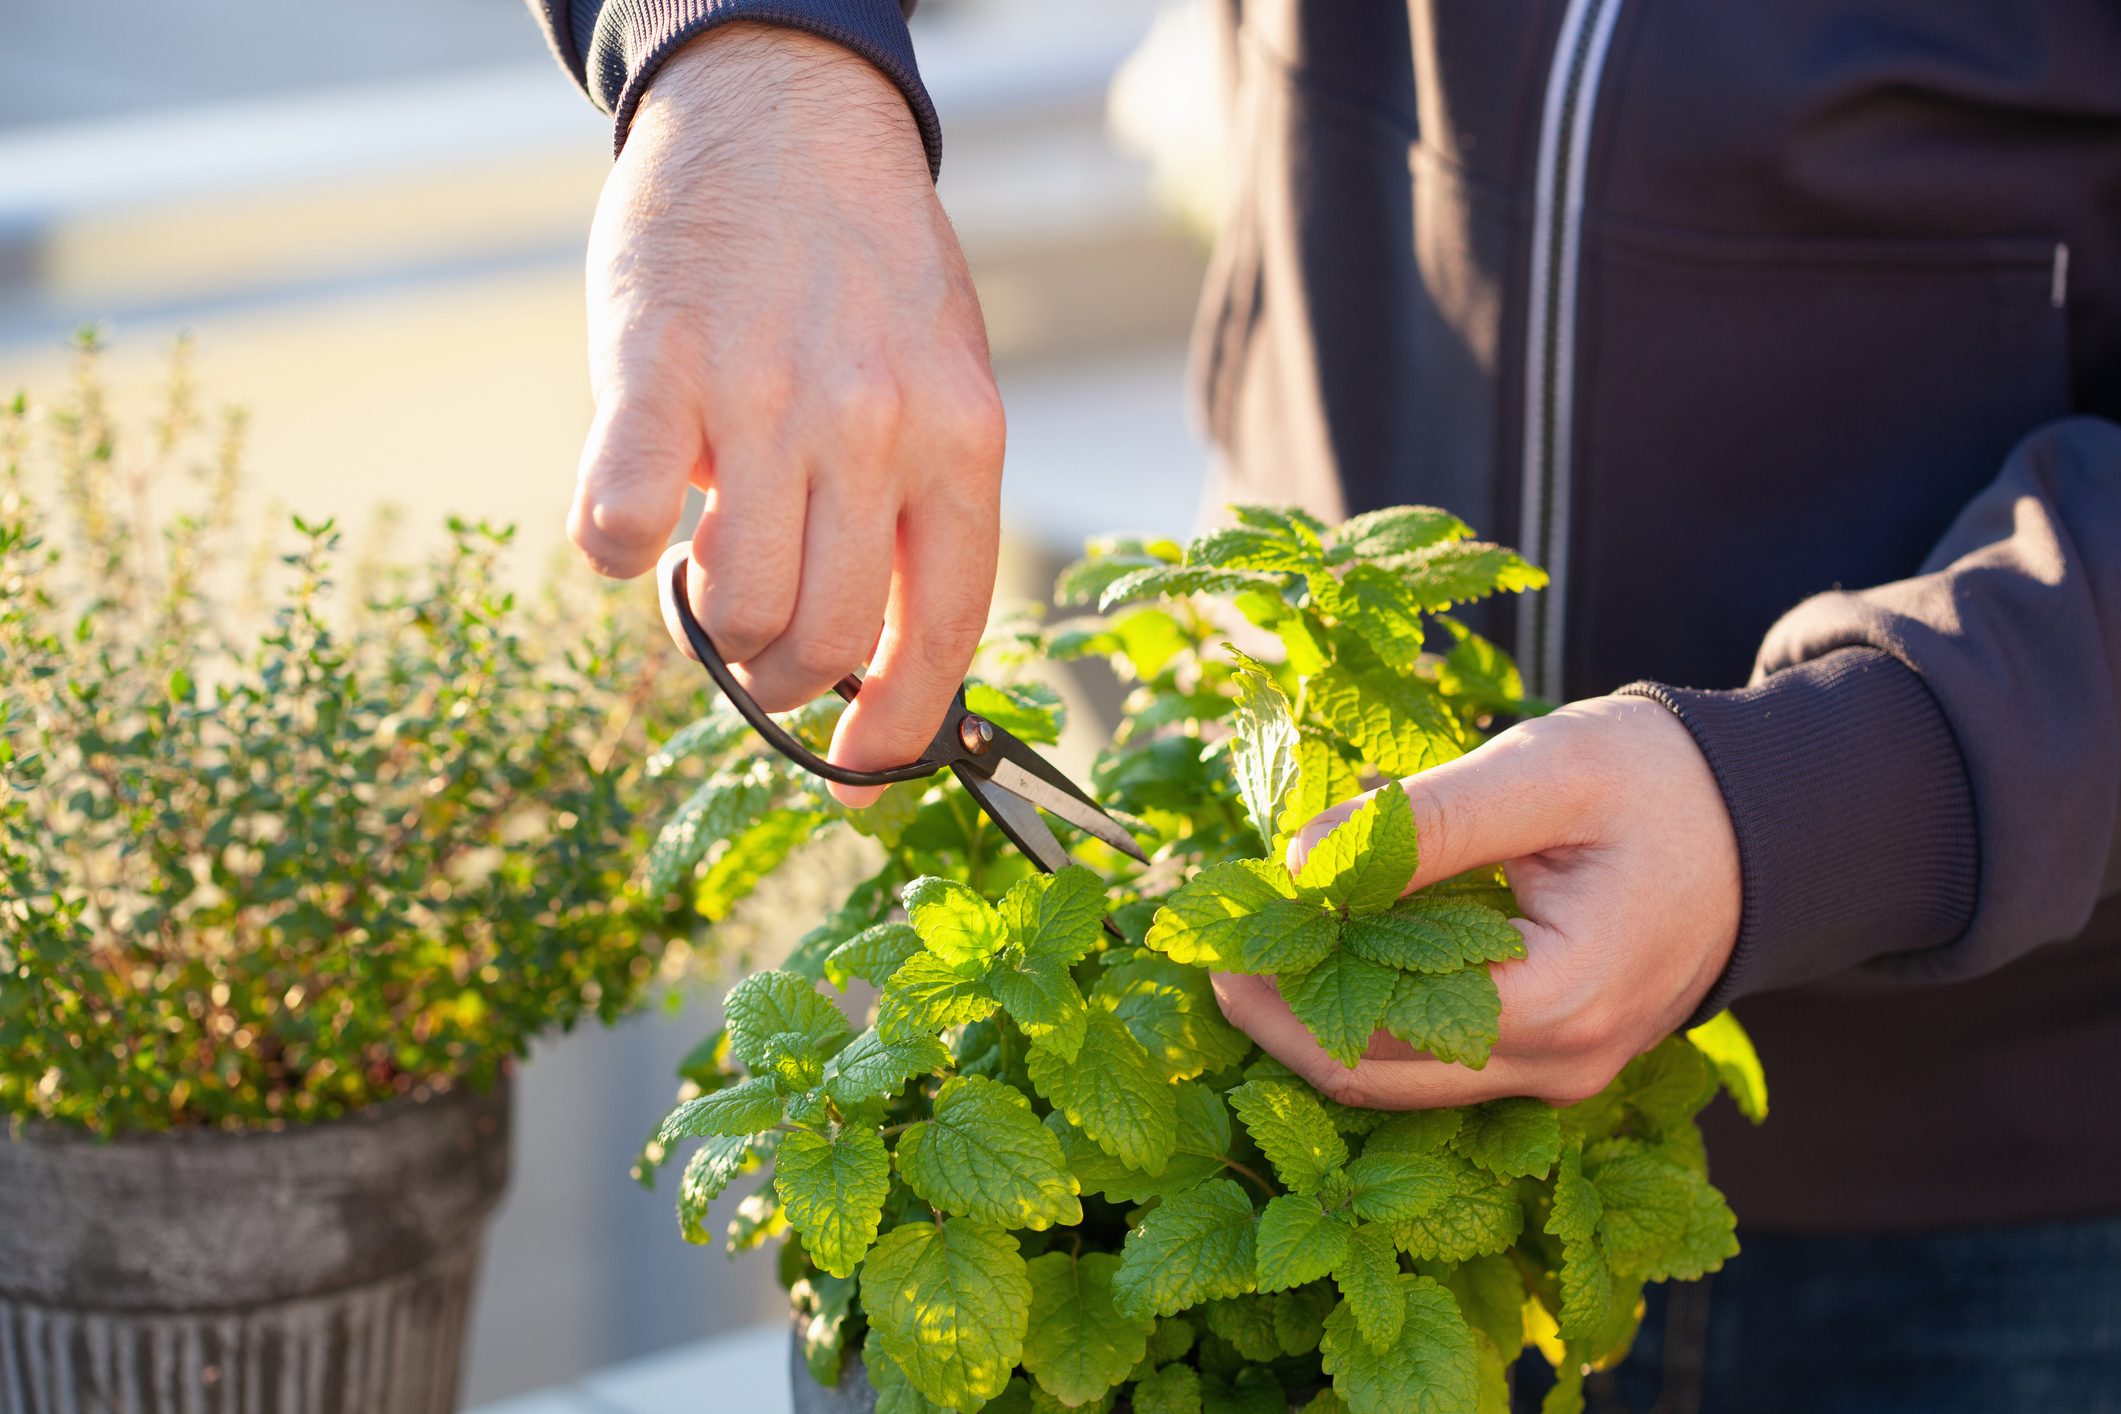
574, 23, 1004, 805
1213, 695, 1742, 1108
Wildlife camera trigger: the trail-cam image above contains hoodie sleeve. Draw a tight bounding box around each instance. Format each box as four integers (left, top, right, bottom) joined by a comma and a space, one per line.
526, 0, 938, 174
1620, 415, 2121, 1020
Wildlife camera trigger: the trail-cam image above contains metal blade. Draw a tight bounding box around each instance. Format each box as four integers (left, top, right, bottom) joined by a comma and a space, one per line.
954, 763, 1076, 874
986, 757, 1148, 863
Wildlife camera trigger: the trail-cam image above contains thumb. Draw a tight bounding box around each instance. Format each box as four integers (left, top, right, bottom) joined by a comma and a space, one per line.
1285, 726, 1574, 895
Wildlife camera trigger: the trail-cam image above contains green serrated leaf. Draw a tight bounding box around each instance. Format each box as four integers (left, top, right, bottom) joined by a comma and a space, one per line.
694, 808, 825, 920
1203, 1294, 1285, 1362
1112, 1177, 1259, 1320
1546, 1140, 1602, 1246
965, 679, 1065, 745
824, 922, 926, 991
1386, 1158, 1523, 1262
1054, 537, 1182, 607
1284, 731, 1364, 838
645, 768, 778, 896
677, 1133, 756, 1243
902, 877, 1009, 970
1619, 1035, 1719, 1133
1307, 645, 1466, 777
1341, 1149, 1453, 1223
1254, 1194, 1351, 1292
1451, 1097, 1562, 1179
1361, 1108, 1463, 1158
1095, 951, 1250, 1084
1021, 1251, 1155, 1407
1442, 1252, 1525, 1358
1342, 897, 1524, 973
1306, 564, 1431, 662
1270, 1283, 1338, 1357
776, 1126, 890, 1277
1684, 1012, 1769, 1123
823, 1028, 951, 1109
1373, 540, 1547, 610
724, 970, 849, 1070
866, 1351, 957, 1414
657, 1073, 783, 1142
877, 952, 999, 1042
1331, 506, 1470, 560
1587, 1144, 1737, 1281
999, 865, 1108, 965
1291, 781, 1419, 914
1226, 1079, 1346, 1194
1027, 1010, 1178, 1176
1380, 967, 1501, 1068
1227, 653, 1303, 851
1280, 949, 1398, 1068
1431, 615, 1523, 714
645, 703, 753, 777
1101, 565, 1282, 612
1186, 526, 1318, 574
1048, 1080, 1231, 1204
862, 1218, 1033, 1409
898, 1075, 1082, 1230
987, 947, 1090, 1061
1144, 859, 1339, 975
1133, 1362, 1203, 1414
1555, 1231, 1617, 1343
1320, 1274, 1478, 1414
1332, 1223, 1405, 1351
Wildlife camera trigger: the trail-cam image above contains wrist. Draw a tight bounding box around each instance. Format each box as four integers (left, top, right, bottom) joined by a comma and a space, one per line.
634, 21, 925, 177
1619, 647, 1976, 1018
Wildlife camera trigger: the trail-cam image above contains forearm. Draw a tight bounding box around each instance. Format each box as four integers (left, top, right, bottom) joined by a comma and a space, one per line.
524, 0, 938, 170
1628, 416, 2121, 1012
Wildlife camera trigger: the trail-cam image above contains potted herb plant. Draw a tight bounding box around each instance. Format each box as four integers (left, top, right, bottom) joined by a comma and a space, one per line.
639, 504, 1768, 1413
0, 344, 686, 1413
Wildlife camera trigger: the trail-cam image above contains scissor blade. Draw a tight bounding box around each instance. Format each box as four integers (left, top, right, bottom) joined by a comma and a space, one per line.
986, 757, 1149, 864
954, 763, 1076, 874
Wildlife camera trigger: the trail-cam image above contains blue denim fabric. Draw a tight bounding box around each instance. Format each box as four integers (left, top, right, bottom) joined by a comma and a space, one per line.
1513, 1219, 2121, 1413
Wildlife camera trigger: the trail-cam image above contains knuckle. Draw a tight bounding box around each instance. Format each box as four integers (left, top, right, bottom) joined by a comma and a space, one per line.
788, 627, 872, 684
1538, 1060, 1620, 1107
705, 597, 790, 661
1313, 1065, 1372, 1109
943, 377, 1006, 463
829, 370, 903, 446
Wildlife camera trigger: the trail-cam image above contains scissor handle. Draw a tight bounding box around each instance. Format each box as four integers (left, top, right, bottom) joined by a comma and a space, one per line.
664, 555, 943, 789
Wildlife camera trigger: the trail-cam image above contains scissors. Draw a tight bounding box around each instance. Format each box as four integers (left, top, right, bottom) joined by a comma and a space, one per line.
659, 551, 1148, 887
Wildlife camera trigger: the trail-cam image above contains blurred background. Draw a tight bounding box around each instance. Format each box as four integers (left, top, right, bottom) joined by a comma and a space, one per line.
0, 0, 1214, 1404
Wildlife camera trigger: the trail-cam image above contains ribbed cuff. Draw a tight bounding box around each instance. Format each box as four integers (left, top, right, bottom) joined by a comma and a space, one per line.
1619, 647, 1978, 1022
587, 0, 941, 177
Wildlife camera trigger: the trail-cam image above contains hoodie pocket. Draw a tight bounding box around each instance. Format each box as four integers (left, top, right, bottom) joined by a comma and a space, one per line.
1567, 223, 2074, 695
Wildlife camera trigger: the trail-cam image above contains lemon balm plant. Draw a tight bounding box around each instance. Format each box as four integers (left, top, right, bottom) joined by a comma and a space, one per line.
641, 506, 1767, 1414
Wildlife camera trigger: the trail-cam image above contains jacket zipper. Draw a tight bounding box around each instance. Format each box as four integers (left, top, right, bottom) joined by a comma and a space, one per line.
1518, 0, 1627, 703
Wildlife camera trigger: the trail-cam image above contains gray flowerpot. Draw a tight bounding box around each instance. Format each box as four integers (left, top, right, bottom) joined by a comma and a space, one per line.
0, 1078, 511, 1414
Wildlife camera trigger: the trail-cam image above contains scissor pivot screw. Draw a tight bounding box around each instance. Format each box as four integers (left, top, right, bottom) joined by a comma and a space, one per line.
960, 716, 995, 755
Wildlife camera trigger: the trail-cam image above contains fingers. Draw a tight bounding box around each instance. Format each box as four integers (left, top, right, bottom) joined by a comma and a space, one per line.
569, 391, 703, 578
685, 432, 807, 669
735, 474, 897, 712
1288, 716, 1596, 896
828, 476, 999, 807
1211, 973, 1547, 1109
